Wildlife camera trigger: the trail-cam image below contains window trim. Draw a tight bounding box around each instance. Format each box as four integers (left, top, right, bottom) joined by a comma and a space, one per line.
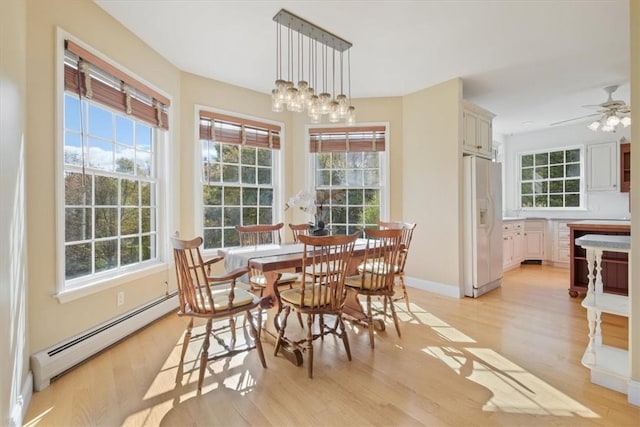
305, 122, 391, 226
194, 105, 285, 255
55, 29, 172, 302
517, 144, 586, 211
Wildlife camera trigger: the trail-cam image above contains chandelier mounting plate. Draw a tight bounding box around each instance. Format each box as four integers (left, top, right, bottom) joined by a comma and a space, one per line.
273, 9, 352, 52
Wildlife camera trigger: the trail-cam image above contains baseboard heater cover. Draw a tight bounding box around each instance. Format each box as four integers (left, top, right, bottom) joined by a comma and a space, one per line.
31, 291, 178, 391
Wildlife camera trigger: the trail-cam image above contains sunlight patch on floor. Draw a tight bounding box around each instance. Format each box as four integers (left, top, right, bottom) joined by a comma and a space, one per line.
423, 342, 598, 417
394, 302, 477, 343
23, 406, 52, 426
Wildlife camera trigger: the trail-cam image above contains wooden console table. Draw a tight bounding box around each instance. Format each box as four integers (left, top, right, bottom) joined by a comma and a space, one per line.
568, 221, 630, 297
575, 234, 630, 396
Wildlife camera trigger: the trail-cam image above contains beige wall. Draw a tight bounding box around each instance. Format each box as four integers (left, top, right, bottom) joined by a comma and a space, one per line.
26, 0, 181, 352
402, 78, 464, 293
1, 0, 28, 422
629, 0, 639, 388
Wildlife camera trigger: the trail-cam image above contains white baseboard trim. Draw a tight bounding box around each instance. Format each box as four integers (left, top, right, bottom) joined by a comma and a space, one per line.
405, 276, 462, 299
9, 371, 32, 427
628, 379, 640, 407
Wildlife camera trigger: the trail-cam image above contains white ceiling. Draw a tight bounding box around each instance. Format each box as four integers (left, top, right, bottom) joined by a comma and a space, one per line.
94, 0, 631, 137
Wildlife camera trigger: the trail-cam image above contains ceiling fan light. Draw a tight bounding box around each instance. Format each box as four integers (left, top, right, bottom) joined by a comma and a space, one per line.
601, 124, 614, 132
621, 116, 631, 127
605, 115, 621, 127
587, 121, 600, 131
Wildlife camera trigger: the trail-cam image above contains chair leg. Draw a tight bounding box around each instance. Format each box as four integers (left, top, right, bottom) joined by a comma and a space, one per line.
198, 319, 213, 393
180, 317, 194, 363
388, 295, 402, 338
367, 296, 375, 349
274, 305, 291, 357
399, 273, 410, 312
296, 312, 304, 328
338, 314, 352, 361
306, 313, 314, 378
248, 309, 267, 368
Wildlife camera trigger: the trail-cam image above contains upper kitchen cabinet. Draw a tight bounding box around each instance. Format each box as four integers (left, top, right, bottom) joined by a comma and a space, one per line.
587, 141, 617, 191
620, 141, 631, 192
462, 100, 495, 160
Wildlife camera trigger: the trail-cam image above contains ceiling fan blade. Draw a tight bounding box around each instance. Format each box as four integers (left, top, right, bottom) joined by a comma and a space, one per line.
550, 113, 601, 126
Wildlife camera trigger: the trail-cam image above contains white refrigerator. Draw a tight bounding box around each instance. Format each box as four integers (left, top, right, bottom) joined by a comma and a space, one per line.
463, 156, 503, 297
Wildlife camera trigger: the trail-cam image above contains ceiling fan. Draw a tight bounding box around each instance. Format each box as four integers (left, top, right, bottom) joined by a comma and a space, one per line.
550, 85, 631, 131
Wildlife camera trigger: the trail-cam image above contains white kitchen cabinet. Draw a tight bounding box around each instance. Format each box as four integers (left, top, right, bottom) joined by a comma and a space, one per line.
462, 100, 495, 160
524, 220, 545, 260
552, 221, 571, 267
587, 141, 617, 191
502, 220, 524, 271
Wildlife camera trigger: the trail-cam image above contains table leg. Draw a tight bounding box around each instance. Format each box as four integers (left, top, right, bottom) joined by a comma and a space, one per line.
260, 271, 303, 366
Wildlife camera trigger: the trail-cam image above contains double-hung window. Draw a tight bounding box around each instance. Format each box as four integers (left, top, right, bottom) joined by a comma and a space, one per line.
199, 111, 281, 249
310, 126, 388, 234
519, 147, 583, 208
60, 40, 169, 293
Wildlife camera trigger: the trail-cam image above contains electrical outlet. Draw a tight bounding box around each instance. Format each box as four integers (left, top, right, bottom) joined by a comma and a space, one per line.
117, 291, 125, 306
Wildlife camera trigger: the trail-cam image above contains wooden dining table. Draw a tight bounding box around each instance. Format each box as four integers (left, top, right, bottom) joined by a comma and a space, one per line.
218, 240, 374, 366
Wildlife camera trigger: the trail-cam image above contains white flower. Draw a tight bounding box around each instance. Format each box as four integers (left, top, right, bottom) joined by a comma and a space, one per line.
285, 189, 317, 217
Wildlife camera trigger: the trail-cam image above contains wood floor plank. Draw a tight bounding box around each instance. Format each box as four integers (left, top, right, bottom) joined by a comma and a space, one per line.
24, 265, 640, 426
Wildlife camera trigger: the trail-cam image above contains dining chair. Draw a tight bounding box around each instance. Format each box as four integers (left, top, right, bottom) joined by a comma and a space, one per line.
345, 227, 403, 349
274, 232, 359, 378
171, 236, 267, 393
236, 223, 298, 295
377, 221, 417, 311
288, 223, 310, 243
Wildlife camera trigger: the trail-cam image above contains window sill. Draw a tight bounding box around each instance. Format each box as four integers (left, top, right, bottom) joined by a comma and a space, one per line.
55, 262, 170, 304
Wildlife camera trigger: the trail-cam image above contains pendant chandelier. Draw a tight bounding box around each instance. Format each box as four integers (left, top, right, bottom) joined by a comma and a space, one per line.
272, 9, 355, 124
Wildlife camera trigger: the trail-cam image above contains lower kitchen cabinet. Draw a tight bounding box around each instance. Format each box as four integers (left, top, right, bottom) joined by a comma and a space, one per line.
523, 220, 545, 260
503, 220, 524, 271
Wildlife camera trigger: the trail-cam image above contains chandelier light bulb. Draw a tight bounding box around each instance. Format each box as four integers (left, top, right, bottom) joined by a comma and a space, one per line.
587, 121, 601, 131
601, 124, 614, 132
271, 90, 284, 112
346, 106, 356, 125
621, 116, 631, 127
605, 115, 621, 127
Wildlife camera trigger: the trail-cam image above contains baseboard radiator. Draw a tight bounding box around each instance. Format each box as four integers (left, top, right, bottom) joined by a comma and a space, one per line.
31, 291, 178, 391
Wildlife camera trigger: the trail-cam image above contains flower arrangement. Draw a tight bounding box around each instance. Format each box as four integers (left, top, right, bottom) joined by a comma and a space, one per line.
285, 189, 317, 217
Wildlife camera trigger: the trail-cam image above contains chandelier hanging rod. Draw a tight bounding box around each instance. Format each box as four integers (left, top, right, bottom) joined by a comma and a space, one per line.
273, 9, 352, 53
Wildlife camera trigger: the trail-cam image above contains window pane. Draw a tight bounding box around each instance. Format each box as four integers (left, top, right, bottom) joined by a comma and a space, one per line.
331, 189, 347, 205
141, 208, 153, 233
222, 144, 239, 163
347, 170, 363, 186
120, 237, 139, 266
241, 166, 256, 184
243, 187, 258, 205
521, 182, 533, 195
549, 151, 564, 164
89, 105, 112, 139
121, 179, 139, 206
224, 207, 241, 226
257, 148, 272, 167
95, 207, 118, 238
121, 207, 139, 235
259, 208, 273, 224
257, 167, 271, 185
65, 172, 92, 205
317, 170, 331, 186
363, 153, 379, 168
332, 153, 346, 168
95, 240, 117, 273
534, 195, 548, 207
259, 188, 273, 206
363, 170, 380, 186
549, 180, 563, 193
521, 154, 533, 167
316, 189, 330, 205
566, 163, 580, 177
203, 162, 221, 182
241, 147, 256, 165
332, 206, 346, 223
116, 116, 134, 146
65, 208, 92, 242
89, 138, 114, 171
346, 152, 362, 168
521, 195, 533, 207
333, 225, 347, 235
534, 153, 548, 166
65, 95, 81, 131
204, 229, 222, 249
331, 170, 346, 186
566, 194, 580, 207
95, 176, 118, 205
549, 195, 564, 207
316, 153, 331, 168
65, 243, 92, 279
116, 145, 135, 174
136, 150, 152, 177
224, 228, 239, 246
534, 166, 548, 179
142, 235, 155, 261
243, 208, 257, 225
136, 123, 152, 151
534, 182, 548, 194
224, 186, 241, 205
549, 165, 564, 178
204, 207, 222, 227
566, 149, 580, 162
521, 168, 533, 180
141, 182, 152, 206
565, 179, 580, 192
64, 132, 83, 166
203, 185, 222, 205
348, 206, 363, 223
223, 164, 239, 182
348, 189, 363, 205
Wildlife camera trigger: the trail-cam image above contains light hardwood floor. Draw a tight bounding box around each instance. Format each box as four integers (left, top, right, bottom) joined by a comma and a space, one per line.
25, 265, 639, 426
